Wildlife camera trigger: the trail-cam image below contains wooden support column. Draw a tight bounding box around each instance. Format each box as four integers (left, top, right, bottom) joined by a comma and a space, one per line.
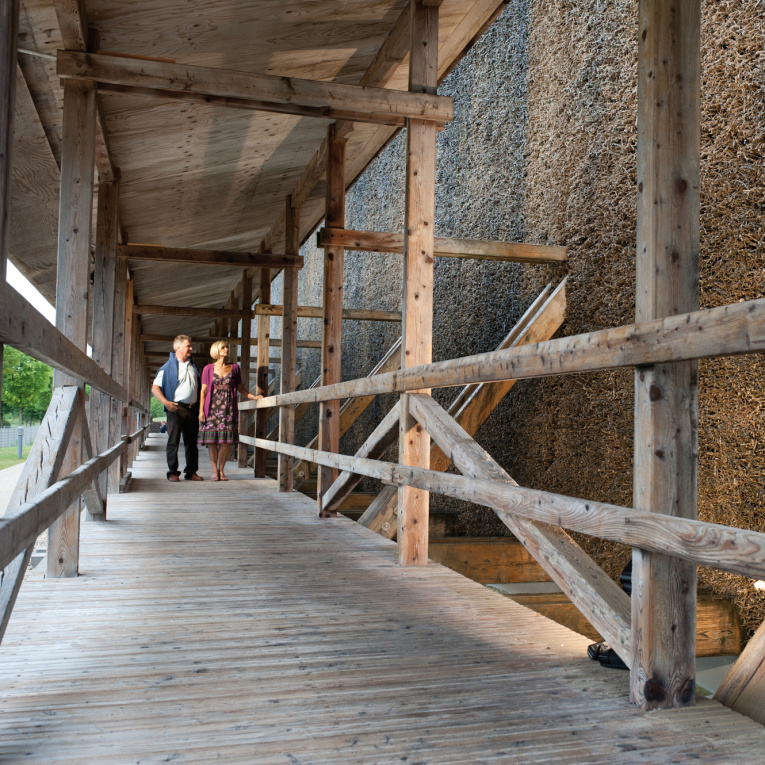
398, 0, 438, 564
0, 0, 20, 404
631, 0, 700, 710
47, 80, 97, 579
238, 271, 253, 467
317, 124, 346, 517
90, 175, 120, 500
278, 196, 300, 491
227, 294, 238, 364
108, 257, 127, 493
254, 267, 271, 477
120, 276, 134, 478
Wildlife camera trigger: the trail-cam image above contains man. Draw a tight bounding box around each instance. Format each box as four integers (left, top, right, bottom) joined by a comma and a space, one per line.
151, 335, 204, 482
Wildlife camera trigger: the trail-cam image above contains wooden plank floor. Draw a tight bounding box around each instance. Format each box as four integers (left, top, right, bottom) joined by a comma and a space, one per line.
0, 434, 763, 764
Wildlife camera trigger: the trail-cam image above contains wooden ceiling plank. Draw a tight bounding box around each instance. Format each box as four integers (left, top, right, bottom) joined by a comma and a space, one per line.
57, 51, 454, 125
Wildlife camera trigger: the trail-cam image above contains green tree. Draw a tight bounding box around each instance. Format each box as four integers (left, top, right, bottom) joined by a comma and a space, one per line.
2, 346, 53, 425
150, 395, 166, 421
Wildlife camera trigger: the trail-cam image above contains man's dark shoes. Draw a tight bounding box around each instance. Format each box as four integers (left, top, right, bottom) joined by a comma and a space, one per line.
185, 473, 204, 481
167, 474, 181, 482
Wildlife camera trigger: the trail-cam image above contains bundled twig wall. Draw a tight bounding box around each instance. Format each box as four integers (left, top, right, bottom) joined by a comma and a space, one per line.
269, 0, 764, 636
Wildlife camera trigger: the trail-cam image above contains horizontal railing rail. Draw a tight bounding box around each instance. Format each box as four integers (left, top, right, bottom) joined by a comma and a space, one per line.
0, 281, 130, 402
239, 297, 765, 411
242, 436, 765, 582
0, 426, 146, 572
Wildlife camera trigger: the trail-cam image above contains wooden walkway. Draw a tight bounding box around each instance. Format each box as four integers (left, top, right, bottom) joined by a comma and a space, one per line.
0, 435, 763, 764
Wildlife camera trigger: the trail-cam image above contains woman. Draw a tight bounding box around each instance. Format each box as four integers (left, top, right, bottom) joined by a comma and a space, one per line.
198, 340, 259, 480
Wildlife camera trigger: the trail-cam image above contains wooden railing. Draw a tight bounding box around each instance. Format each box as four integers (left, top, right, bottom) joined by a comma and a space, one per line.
240, 292, 765, 720
0, 280, 149, 642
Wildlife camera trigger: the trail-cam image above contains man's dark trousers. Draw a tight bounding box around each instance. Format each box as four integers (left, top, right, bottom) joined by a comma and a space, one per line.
165, 403, 200, 479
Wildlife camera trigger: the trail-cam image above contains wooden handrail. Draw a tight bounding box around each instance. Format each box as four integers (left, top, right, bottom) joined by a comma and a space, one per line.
0, 281, 129, 401
242, 435, 765, 581
0, 428, 149, 571
239, 297, 765, 410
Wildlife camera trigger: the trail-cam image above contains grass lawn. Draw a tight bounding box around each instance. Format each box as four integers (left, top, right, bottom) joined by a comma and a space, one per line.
0, 445, 32, 471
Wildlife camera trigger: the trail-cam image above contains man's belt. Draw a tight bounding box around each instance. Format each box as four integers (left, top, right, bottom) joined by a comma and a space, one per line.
174, 401, 195, 408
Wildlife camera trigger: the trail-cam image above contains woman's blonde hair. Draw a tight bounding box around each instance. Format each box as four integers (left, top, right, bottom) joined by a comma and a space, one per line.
209, 340, 229, 361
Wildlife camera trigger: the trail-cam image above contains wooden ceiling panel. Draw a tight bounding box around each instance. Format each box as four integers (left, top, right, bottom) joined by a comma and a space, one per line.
87, 0, 408, 83
9, 0, 502, 349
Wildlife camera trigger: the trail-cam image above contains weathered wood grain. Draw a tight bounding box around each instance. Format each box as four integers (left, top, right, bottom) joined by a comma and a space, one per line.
240, 298, 765, 411
322, 400, 402, 515
238, 272, 253, 468
48, 78, 97, 579
2, 434, 764, 761
256, 304, 401, 322
249, 436, 765, 582
0, 386, 79, 644
715, 617, 765, 724
1, 437, 129, 572
118, 244, 303, 269
90, 177, 120, 497
254, 267, 272, 478
57, 50, 453, 125
317, 126, 346, 516
398, 0, 438, 566
318, 227, 567, 263
294, 337, 402, 487
631, 0, 701, 711
278, 198, 299, 490
408, 392, 632, 663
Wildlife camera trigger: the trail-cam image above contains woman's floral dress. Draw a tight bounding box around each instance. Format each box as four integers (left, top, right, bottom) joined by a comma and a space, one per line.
198, 369, 238, 445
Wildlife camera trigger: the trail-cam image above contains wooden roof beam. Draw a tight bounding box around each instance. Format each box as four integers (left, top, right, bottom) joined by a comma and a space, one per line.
260, 0, 509, 255
134, 304, 251, 320
57, 51, 454, 127
117, 244, 303, 269
141, 334, 321, 349
318, 227, 567, 264
52, 0, 113, 182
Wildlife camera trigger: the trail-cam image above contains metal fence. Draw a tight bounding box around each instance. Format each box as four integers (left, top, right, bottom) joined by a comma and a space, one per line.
0, 425, 41, 449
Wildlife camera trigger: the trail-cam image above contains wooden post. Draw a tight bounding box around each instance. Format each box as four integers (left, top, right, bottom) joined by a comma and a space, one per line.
254, 267, 271, 477
631, 0, 700, 710
90, 176, 119, 499
108, 257, 127, 493
238, 271, 252, 467
398, 0, 438, 564
120, 276, 134, 479
228, 293, 238, 363
278, 196, 300, 491
317, 124, 346, 517
47, 80, 97, 579
0, 0, 19, 405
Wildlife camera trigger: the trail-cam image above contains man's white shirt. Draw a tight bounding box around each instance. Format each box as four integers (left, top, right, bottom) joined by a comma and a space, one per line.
153, 360, 198, 404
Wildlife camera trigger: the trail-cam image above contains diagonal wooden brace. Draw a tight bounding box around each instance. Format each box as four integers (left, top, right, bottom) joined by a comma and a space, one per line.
408, 392, 632, 664
0, 386, 80, 643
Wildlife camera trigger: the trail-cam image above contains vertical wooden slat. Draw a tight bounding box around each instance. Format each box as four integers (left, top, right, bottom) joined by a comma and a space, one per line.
278, 196, 300, 491
398, 0, 438, 564
254, 267, 271, 477
47, 80, 97, 579
317, 124, 346, 517
238, 271, 252, 468
631, 0, 700, 710
0, 0, 20, 405
108, 257, 127, 493
90, 176, 119, 497
120, 276, 134, 478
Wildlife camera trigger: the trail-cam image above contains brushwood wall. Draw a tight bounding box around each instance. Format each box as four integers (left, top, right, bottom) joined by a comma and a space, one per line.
268, 0, 765, 636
